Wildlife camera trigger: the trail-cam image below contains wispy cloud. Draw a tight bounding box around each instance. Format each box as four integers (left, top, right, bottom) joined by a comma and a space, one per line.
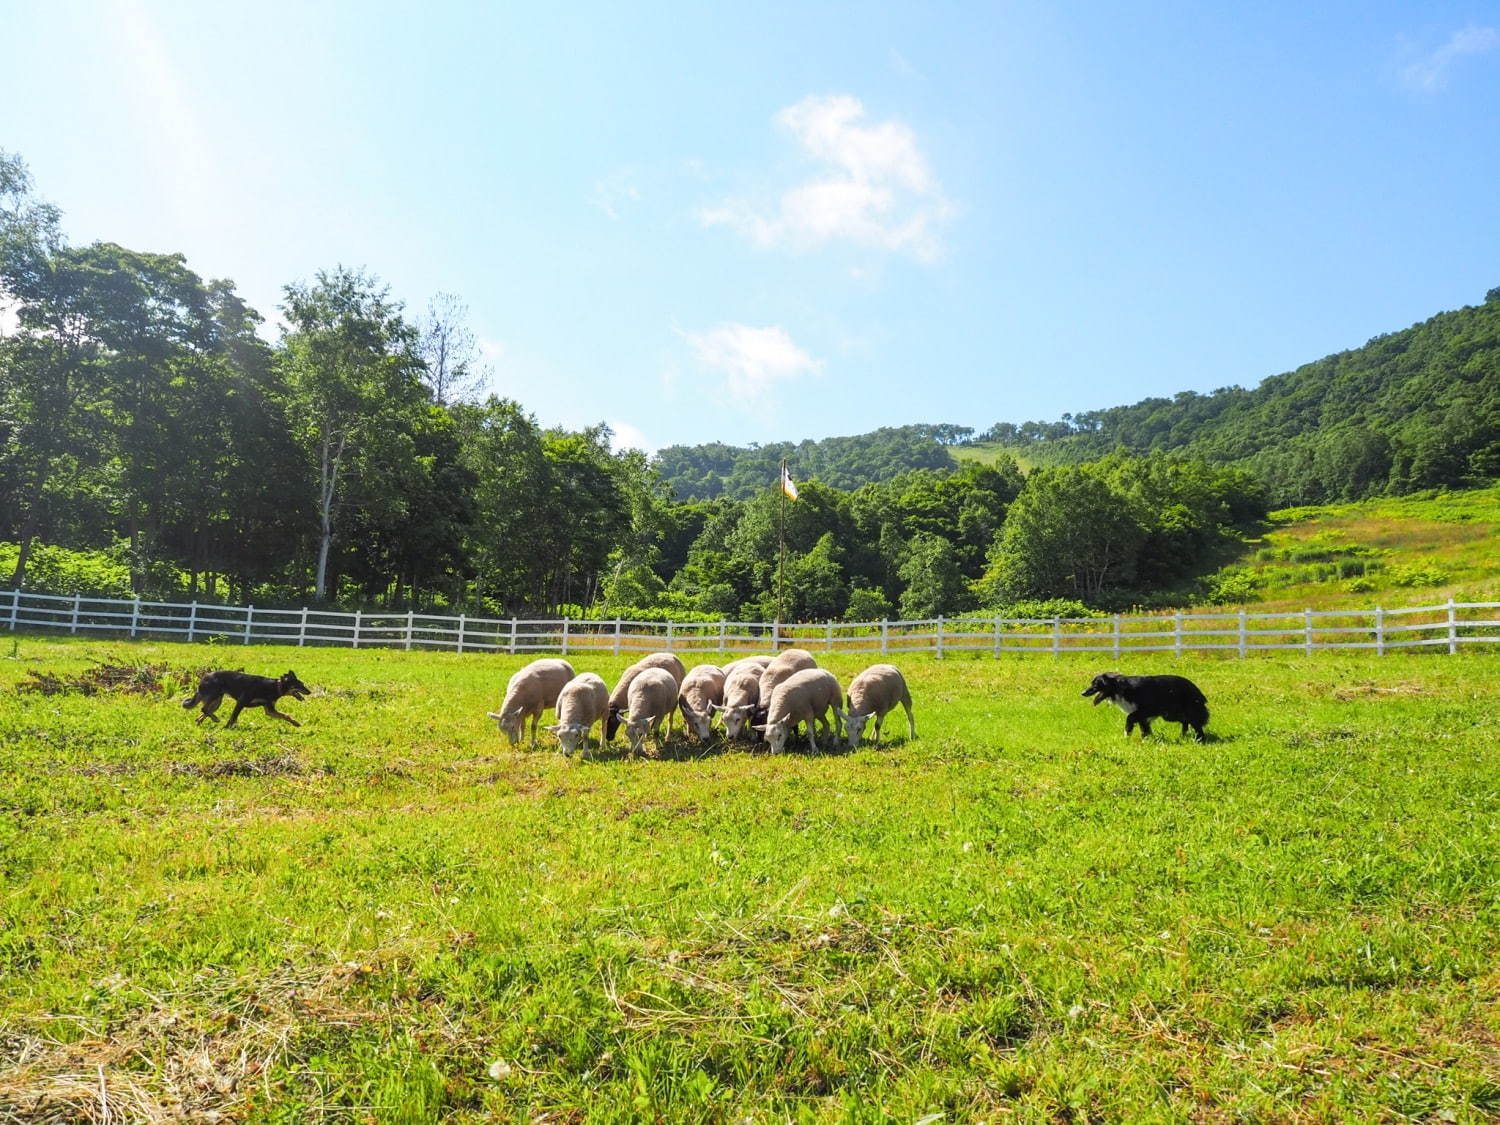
591, 168, 641, 219
700, 94, 954, 262
686, 322, 823, 405
1398, 25, 1500, 93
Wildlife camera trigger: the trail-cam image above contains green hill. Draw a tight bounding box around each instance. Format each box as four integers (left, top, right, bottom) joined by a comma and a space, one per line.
653, 425, 964, 501
969, 287, 1500, 507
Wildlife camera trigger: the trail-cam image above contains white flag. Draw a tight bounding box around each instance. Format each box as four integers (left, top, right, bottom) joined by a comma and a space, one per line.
780, 464, 799, 500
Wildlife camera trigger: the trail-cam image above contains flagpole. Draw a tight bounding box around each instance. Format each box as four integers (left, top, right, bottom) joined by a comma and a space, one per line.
777, 458, 787, 633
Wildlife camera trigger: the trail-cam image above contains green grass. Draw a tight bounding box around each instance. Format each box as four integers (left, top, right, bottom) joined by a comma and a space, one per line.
1210, 486, 1500, 613
2, 638, 1498, 1121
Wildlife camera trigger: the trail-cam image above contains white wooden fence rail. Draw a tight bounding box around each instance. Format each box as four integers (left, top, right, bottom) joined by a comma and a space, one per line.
4, 590, 1498, 658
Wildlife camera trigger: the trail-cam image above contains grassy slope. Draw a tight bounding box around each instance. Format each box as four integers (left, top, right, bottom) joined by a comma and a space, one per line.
1, 639, 1497, 1122
1212, 485, 1500, 613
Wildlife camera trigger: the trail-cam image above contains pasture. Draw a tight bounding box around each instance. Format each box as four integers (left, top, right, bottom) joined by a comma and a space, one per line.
1, 638, 1497, 1122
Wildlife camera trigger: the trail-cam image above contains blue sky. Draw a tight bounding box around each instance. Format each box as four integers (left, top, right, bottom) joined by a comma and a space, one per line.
3, 1, 1498, 454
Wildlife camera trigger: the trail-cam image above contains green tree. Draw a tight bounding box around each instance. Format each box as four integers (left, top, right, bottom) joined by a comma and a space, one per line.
898, 532, 968, 618
279, 267, 427, 600
982, 466, 1146, 603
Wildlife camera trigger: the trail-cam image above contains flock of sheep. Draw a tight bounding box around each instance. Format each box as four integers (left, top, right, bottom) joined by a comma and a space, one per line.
485, 649, 916, 759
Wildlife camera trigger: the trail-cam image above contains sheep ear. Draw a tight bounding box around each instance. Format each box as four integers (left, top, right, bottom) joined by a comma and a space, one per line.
486, 712, 503, 720
751, 724, 769, 733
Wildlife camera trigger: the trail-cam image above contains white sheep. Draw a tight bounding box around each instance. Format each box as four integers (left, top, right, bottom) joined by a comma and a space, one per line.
754, 668, 844, 754
606, 652, 687, 741
622, 667, 679, 754
486, 657, 576, 747
720, 654, 773, 680
546, 672, 610, 758
676, 663, 726, 743
756, 648, 817, 705
712, 663, 764, 740
843, 663, 916, 749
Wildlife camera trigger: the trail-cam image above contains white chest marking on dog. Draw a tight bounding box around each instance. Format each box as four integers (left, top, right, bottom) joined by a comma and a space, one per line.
1111, 698, 1137, 715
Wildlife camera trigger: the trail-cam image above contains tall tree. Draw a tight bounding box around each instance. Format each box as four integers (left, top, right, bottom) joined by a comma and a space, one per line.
417, 291, 487, 406
279, 267, 427, 601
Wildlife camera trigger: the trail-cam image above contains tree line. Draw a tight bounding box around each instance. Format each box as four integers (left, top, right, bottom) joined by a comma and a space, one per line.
3, 150, 1267, 619
973, 290, 1500, 506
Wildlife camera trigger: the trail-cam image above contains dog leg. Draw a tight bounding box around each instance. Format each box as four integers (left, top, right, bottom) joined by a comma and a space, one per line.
266, 705, 301, 727
225, 700, 247, 728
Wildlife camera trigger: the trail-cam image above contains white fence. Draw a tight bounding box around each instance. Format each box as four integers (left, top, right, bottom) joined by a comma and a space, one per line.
4, 590, 1499, 659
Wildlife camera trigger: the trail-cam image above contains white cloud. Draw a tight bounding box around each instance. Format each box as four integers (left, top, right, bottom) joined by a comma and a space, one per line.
608, 420, 655, 455
700, 94, 954, 262
1399, 25, 1500, 93
686, 322, 823, 406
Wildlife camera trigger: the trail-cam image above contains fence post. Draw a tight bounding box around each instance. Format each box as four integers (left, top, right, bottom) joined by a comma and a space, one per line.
8, 590, 18, 632
881, 619, 889, 657
936, 616, 944, 660
353, 610, 362, 649
719, 620, 727, 653
993, 615, 1002, 659
1112, 614, 1121, 660
187, 600, 198, 642
561, 617, 570, 656
827, 620, 834, 652
1447, 598, 1457, 655
1304, 608, 1313, 655
244, 605, 253, 645
1173, 611, 1182, 657
666, 620, 675, 652
613, 618, 621, 656
1375, 606, 1384, 656
457, 613, 467, 654
130, 599, 140, 639
1051, 617, 1061, 658
299, 607, 309, 647
509, 618, 517, 655
406, 610, 414, 651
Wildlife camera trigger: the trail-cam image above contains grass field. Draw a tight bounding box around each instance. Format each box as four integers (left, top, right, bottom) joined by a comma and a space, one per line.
1, 638, 1497, 1122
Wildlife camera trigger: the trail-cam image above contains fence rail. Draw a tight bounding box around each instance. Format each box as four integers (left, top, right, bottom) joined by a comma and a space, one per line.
4, 590, 1499, 659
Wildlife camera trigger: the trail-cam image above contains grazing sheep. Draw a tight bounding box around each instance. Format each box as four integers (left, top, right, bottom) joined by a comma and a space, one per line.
712, 663, 764, 741
843, 664, 916, 749
622, 667, 679, 754
546, 672, 610, 758
487, 658, 575, 747
677, 664, 726, 743
605, 652, 687, 741
757, 649, 817, 705
754, 668, 844, 754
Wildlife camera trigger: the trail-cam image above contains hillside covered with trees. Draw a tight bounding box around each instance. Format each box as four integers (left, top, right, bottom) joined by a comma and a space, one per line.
972, 290, 1500, 505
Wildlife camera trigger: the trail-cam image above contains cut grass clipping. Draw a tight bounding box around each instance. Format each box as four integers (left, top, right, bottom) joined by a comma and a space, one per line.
1, 637, 1497, 1122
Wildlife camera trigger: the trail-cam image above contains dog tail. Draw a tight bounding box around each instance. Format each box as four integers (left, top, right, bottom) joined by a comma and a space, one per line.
182, 691, 201, 709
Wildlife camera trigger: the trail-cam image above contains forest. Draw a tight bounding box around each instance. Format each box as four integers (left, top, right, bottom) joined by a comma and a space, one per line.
4, 148, 1490, 621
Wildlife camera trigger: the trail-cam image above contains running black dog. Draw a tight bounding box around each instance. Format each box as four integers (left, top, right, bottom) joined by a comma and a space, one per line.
183, 669, 310, 727
1081, 672, 1209, 741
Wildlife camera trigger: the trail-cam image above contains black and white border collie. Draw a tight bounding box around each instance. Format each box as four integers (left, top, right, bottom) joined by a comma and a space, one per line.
1082, 672, 1209, 741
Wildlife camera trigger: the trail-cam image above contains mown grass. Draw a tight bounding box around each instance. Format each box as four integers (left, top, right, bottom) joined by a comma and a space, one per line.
1, 638, 1497, 1122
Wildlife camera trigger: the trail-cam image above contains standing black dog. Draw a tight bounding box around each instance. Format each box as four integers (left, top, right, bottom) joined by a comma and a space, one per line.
1082, 672, 1209, 741
183, 669, 310, 727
